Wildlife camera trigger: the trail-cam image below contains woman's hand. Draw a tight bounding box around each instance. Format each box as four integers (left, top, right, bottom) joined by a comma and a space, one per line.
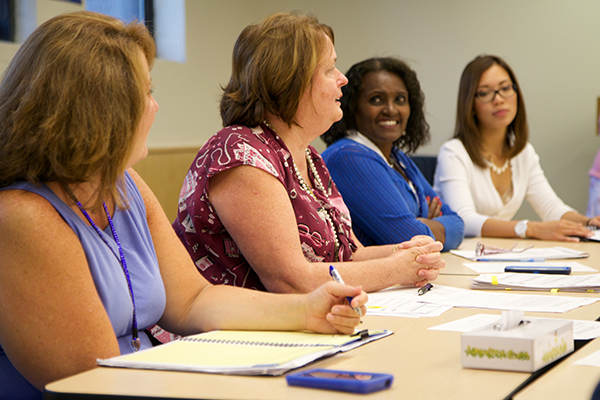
527, 220, 591, 242
426, 196, 443, 219
390, 237, 445, 287
303, 282, 367, 335
391, 235, 436, 251
588, 216, 600, 228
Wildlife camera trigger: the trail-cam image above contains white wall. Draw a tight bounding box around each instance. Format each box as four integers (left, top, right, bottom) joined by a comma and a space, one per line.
5, 0, 600, 219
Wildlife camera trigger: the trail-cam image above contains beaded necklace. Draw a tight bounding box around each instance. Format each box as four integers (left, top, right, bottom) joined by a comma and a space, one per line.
293, 148, 340, 261
70, 194, 141, 351
263, 121, 340, 261
487, 158, 510, 175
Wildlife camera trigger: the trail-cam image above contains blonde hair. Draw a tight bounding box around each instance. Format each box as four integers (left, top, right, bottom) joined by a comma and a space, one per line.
0, 11, 155, 209
220, 12, 334, 128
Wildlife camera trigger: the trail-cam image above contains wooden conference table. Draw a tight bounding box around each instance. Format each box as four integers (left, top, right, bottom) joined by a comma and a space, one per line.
45, 238, 600, 400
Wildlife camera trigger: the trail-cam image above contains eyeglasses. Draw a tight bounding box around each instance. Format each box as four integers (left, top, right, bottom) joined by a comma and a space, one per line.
474, 84, 517, 103
475, 242, 533, 258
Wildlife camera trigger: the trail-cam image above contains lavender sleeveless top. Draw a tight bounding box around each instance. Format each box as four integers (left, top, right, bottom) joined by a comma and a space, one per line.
0, 172, 166, 398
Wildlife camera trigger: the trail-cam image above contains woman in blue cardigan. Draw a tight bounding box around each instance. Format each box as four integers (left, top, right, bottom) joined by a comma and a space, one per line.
322, 57, 464, 251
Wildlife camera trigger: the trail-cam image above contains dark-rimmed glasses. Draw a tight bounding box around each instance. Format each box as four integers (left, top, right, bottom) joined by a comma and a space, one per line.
475, 242, 533, 258
475, 84, 517, 103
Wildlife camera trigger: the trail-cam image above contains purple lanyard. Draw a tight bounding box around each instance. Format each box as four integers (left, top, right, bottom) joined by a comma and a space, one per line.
75, 200, 141, 351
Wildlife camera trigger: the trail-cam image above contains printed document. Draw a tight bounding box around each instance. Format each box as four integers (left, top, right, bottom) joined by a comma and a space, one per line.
410, 285, 598, 313
462, 261, 596, 274
451, 247, 589, 261
429, 313, 600, 340
470, 273, 600, 292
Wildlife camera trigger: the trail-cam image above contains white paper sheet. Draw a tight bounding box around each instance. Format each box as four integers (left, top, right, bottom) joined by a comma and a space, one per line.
585, 231, 600, 242
412, 285, 598, 313
470, 273, 600, 292
366, 288, 452, 318
463, 261, 597, 274
451, 246, 589, 261
574, 350, 600, 367
428, 313, 600, 340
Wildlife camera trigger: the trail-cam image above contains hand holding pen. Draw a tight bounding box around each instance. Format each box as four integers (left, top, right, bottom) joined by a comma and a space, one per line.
303, 279, 367, 335
329, 265, 363, 316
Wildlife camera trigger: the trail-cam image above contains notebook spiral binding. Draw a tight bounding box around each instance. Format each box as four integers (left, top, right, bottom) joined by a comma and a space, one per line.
180, 337, 330, 347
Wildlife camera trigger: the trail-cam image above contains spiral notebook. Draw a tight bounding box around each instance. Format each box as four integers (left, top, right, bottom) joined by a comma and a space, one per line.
98, 329, 392, 376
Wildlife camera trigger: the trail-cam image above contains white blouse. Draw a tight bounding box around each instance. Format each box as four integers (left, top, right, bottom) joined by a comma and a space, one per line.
434, 139, 574, 237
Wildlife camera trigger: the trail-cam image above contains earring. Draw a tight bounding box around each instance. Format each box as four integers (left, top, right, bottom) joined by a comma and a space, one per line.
507, 129, 516, 148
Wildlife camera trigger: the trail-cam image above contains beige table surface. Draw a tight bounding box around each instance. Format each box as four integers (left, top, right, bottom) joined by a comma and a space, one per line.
45, 238, 600, 400
513, 336, 600, 400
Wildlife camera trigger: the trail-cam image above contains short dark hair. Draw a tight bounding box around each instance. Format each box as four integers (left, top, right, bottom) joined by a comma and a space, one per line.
220, 12, 334, 128
454, 54, 528, 168
321, 57, 430, 154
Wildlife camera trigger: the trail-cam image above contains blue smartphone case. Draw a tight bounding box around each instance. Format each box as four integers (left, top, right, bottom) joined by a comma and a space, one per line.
286, 368, 394, 394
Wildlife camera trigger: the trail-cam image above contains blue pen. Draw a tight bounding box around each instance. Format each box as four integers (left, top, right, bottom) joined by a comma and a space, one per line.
329, 265, 362, 317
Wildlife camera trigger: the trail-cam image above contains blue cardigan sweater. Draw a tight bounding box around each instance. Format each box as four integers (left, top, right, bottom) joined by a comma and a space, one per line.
322, 138, 464, 251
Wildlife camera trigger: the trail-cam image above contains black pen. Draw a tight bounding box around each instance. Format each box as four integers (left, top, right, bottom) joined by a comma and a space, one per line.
417, 283, 433, 296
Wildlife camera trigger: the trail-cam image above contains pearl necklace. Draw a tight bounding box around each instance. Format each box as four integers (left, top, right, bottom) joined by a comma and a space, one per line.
293, 148, 340, 260
262, 121, 340, 260
487, 158, 510, 175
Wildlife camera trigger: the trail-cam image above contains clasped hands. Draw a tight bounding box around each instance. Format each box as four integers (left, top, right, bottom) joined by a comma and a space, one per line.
391, 235, 445, 287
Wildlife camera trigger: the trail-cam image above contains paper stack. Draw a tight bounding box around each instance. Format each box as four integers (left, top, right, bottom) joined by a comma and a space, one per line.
451, 246, 589, 261
471, 273, 600, 292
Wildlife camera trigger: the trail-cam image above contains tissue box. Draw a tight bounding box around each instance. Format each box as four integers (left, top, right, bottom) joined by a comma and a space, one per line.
461, 319, 573, 372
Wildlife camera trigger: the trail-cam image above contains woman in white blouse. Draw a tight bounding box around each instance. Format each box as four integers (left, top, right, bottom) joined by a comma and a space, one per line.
434, 55, 599, 240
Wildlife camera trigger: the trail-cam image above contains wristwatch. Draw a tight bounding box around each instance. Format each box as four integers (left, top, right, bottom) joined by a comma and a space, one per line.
515, 219, 529, 238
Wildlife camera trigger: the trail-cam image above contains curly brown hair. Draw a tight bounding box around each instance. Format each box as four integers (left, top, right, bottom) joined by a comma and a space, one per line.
321, 57, 430, 154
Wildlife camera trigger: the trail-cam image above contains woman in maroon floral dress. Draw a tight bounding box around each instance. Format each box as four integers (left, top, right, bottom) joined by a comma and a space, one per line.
173, 12, 445, 293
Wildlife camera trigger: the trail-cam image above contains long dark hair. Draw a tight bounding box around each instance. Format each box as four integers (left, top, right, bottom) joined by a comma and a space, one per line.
454, 55, 528, 168
322, 57, 429, 154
